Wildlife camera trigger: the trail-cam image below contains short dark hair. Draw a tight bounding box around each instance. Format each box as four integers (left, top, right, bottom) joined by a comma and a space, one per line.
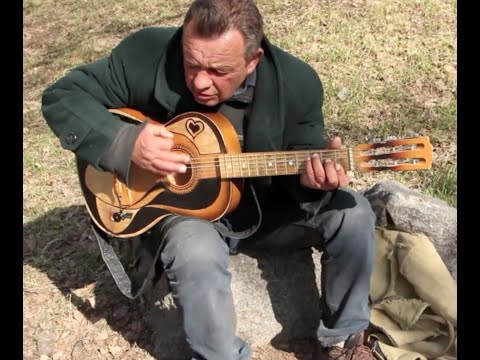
183, 0, 263, 60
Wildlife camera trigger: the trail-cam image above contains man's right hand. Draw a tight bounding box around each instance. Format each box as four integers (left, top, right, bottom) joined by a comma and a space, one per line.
131, 122, 190, 175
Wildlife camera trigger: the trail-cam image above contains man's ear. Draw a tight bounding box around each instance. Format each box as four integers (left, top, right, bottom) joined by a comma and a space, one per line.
246, 48, 264, 74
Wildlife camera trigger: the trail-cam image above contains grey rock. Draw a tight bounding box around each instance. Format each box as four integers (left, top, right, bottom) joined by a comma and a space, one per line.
146, 249, 324, 359
360, 180, 457, 280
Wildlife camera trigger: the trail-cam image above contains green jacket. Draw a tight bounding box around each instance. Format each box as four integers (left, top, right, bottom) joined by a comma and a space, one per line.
42, 26, 329, 204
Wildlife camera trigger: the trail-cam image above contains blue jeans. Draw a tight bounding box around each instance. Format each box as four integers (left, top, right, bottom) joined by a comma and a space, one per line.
159, 188, 376, 359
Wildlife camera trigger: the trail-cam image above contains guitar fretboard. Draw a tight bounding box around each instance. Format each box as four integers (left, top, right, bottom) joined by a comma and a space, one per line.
217, 149, 351, 179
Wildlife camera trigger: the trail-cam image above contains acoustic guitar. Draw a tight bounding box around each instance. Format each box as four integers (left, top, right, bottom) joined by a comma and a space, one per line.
76, 108, 433, 238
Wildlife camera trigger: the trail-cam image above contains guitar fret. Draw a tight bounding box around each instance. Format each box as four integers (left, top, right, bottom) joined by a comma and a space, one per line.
274, 154, 278, 175
234, 155, 237, 177
263, 154, 268, 175
219, 156, 222, 177
223, 155, 227, 178
237, 154, 242, 178
245, 154, 250, 176
288, 156, 295, 173
255, 154, 259, 176
224, 155, 227, 178
268, 154, 275, 175
224, 154, 227, 178
222, 156, 228, 177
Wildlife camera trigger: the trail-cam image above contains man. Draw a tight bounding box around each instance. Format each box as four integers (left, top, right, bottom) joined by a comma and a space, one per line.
41, 0, 376, 359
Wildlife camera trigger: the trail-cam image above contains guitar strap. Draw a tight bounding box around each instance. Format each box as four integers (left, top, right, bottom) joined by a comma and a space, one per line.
92, 224, 147, 299
92, 184, 262, 299
92, 214, 189, 299
215, 85, 263, 244
93, 85, 261, 298
212, 181, 263, 240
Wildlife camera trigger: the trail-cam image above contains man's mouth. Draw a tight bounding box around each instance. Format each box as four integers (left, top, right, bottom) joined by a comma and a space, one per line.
196, 92, 214, 100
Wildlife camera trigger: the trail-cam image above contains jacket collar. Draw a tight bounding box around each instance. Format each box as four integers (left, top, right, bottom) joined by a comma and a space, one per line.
153, 27, 198, 114
244, 37, 284, 152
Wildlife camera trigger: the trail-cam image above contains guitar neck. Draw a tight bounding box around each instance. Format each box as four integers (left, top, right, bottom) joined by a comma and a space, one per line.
216, 149, 351, 179
189, 136, 432, 179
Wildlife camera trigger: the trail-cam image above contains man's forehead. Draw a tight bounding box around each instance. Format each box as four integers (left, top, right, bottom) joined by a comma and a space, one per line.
182, 30, 246, 66
183, 48, 244, 70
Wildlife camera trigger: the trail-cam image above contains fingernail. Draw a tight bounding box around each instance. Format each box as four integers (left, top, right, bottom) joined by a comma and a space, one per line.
335, 163, 342, 170
179, 165, 187, 173
163, 129, 174, 138
324, 158, 332, 163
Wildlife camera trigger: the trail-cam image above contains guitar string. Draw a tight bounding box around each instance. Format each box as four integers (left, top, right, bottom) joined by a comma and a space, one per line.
184, 157, 419, 173
185, 148, 420, 164
168, 146, 421, 172
188, 156, 352, 165
186, 154, 413, 167
185, 149, 402, 161
188, 162, 414, 178
185, 162, 410, 172
188, 165, 413, 178
188, 161, 414, 170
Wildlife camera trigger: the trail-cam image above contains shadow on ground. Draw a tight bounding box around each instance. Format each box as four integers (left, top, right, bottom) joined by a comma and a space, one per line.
23, 205, 321, 359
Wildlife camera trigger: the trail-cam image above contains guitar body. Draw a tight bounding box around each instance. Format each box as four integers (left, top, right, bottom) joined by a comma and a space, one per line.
77, 109, 243, 238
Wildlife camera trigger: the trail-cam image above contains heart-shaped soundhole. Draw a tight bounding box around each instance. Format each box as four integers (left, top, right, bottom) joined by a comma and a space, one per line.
186, 118, 205, 138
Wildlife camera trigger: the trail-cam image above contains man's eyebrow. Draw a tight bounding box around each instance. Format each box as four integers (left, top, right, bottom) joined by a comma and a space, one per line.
184, 55, 199, 64
184, 59, 233, 72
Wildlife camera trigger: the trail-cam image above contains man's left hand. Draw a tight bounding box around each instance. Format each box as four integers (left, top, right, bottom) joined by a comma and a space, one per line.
299, 136, 351, 191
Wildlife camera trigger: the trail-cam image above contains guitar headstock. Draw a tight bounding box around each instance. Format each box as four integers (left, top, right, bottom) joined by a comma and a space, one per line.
351, 136, 433, 172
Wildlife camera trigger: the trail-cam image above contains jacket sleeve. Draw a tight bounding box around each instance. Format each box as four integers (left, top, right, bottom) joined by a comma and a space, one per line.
274, 63, 331, 204
41, 37, 138, 170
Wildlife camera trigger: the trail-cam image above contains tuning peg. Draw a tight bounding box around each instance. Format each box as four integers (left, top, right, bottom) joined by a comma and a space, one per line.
408, 132, 420, 138
385, 135, 397, 141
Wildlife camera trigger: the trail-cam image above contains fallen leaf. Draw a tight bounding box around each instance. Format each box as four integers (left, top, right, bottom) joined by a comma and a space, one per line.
337, 87, 349, 101
87, 296, 96, 309
109, 345, 123, 356
94, 331, 109, 343
72, 309, 84, 322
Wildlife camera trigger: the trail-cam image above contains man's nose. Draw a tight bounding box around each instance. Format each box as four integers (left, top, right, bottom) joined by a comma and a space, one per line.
193, 70, 212, 91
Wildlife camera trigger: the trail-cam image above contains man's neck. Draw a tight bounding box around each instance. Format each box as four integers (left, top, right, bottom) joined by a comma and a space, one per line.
232, 69, 257, 97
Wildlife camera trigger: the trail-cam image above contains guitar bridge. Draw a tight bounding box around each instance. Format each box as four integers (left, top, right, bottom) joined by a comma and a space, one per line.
111, 211, 133, 223
111, 194, 132, 222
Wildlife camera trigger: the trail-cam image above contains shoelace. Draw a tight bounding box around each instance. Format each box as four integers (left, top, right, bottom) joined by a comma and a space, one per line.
328, 344, 375, 360
350, 344, 375, 360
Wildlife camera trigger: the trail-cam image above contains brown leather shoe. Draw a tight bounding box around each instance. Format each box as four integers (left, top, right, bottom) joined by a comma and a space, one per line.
313, 332, 375, 360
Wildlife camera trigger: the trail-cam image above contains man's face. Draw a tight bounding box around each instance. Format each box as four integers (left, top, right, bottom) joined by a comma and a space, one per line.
182, 22, 263, 107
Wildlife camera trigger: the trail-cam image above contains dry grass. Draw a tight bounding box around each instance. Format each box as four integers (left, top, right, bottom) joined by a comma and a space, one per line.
23, 0, 456, 359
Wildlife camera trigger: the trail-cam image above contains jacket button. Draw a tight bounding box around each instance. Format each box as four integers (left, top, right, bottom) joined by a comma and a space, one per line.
66, 132, 78, 144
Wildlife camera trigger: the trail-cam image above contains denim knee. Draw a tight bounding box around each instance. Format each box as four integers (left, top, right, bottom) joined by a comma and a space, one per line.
322, 189, 376, 257
160, 218, 230, 281
345, 190, 376, 225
